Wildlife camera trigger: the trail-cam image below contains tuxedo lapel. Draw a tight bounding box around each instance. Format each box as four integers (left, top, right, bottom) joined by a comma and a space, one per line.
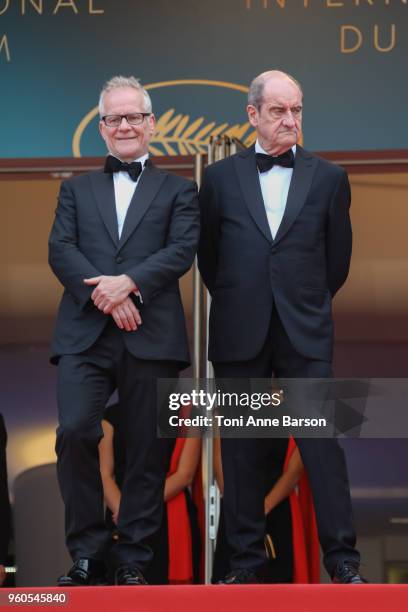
274, 146, 318, 245
90, 171, 119, 246
233, 146, 273, 243
118, 161, 166, 251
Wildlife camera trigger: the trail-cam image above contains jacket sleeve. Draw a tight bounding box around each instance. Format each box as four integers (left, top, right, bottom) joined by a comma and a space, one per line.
326, 169, 352, 297
48, 180, 102, 310
197, 168, 220, 295
124, 180, 200, 306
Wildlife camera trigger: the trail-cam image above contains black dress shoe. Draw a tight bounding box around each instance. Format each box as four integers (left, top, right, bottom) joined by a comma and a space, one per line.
58, 558, 107, 587
332, 561, 368, 584
114, 565, 148, 586
218, 569, 261, 584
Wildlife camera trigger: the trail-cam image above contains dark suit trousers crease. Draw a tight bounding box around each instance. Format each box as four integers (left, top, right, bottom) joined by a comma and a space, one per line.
213, 309, 360, 577
56, 320, 178, 569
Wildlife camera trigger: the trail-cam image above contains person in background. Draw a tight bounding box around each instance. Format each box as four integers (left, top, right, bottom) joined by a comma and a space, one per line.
99, 403, 202, 584
0, 413, 11, 586
212, 436, 319, 584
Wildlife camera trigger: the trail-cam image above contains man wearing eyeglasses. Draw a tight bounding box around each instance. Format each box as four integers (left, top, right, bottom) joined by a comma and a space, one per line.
49, 76, 199, 586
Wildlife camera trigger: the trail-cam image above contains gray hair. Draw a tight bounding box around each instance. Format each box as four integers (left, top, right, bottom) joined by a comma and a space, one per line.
248, 70, 303, 109
98, 75, 152, 116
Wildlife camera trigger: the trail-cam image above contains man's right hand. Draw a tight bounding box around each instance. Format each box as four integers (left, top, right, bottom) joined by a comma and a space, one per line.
111, 297, 142, 332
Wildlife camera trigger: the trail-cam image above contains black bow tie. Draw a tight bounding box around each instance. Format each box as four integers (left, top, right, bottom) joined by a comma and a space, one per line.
256, 149, 295, 173
104, 155, 144, 181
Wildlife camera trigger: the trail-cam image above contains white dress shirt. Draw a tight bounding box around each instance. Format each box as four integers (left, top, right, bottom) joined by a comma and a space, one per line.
255, 140, 296, 239
108, 152, 149, 301
111, 152, 149, 238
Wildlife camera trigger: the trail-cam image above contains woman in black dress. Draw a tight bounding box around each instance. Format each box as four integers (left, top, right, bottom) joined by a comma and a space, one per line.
212, 435, 304, 583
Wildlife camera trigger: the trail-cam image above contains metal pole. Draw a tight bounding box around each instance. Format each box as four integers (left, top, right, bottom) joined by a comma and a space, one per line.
199, 136, 246, 582
198, 136, 237, 582
194, 151, 216, 583
193, 154, 203, 382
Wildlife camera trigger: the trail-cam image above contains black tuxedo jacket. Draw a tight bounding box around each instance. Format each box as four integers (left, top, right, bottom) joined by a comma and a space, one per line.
49, 161, 199, 367
198, 145, 352, 363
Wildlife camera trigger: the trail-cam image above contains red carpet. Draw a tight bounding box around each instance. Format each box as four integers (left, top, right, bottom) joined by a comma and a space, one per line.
1, 585, 408, 612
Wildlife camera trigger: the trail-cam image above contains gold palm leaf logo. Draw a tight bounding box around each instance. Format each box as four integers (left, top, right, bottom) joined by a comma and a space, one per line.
149, 108, 257, 156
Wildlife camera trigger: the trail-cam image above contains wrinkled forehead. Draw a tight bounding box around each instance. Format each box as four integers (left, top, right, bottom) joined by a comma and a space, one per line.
262, 78, 302, 106
102, 87, 146, 113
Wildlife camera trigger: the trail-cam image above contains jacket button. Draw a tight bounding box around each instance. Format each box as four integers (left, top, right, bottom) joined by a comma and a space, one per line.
116, 256, 123, 264
270, 246, 277, 254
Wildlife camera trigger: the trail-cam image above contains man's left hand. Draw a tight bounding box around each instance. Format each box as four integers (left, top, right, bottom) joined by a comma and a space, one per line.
84, 274, 137, 314
111, 297, 142, 331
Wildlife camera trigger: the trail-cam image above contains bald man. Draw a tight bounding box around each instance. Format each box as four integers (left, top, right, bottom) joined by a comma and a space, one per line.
199, 70, 365, 584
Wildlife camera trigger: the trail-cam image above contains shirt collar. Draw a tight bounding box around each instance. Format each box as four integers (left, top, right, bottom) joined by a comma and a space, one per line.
107, 152, 149, 166
255, 140, 296, 157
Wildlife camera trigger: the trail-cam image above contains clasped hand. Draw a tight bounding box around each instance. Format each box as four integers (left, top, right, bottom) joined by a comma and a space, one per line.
84, 274, 142, 332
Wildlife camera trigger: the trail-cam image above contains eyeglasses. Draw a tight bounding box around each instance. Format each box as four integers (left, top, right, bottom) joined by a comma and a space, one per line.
102, 113, 151, 127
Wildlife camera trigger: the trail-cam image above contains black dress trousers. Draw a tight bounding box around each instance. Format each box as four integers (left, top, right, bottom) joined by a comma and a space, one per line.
56, 320, 178, 569
214, 309, 359, 578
